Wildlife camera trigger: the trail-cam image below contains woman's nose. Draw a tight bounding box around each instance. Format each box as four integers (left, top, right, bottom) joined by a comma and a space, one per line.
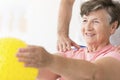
85, 22, 93, 31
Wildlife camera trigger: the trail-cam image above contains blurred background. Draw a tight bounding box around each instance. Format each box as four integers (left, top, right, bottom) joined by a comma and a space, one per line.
0, 0, 87, 52
0, 0, 60, 52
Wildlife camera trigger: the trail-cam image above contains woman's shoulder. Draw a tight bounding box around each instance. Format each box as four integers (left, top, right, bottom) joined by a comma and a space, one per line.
101, 45, 120, 61
58, 47, 85, 59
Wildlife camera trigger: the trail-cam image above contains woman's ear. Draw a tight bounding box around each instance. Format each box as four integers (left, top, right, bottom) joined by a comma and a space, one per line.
110, 21, 118, 34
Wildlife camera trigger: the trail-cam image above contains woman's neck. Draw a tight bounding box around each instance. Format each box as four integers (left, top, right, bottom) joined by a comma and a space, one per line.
86, 42, 110, 53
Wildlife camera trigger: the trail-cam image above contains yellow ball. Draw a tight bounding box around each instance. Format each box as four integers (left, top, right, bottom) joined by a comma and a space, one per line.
0, 37, 38, 80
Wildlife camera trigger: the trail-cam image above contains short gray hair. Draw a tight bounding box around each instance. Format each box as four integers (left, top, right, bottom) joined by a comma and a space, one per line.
80, 0, 120, 28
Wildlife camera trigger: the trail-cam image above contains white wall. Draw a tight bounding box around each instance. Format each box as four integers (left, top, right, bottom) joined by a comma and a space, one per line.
0, 0, 61, 52
69, 0, 86, 46
24, 0, 60, 52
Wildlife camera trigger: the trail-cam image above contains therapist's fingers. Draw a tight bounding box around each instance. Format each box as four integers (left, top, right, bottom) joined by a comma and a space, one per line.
57, 41, 66, 52
71, 41, 80, 49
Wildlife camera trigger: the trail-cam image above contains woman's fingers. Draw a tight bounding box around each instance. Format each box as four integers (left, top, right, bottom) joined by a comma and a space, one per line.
16, 45, 52, 68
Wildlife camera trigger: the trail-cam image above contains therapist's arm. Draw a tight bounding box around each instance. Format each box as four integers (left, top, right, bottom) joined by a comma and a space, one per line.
57, 0, 80, 52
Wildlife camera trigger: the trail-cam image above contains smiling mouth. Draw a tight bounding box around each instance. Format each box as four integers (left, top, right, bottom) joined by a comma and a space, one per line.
85, 33, 95, 37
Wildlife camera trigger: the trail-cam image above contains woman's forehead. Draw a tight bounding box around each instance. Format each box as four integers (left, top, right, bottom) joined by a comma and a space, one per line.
82, 9, 111, 21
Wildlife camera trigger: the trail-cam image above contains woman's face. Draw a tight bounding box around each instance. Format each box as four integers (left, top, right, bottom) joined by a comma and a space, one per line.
81, 9, 115, 45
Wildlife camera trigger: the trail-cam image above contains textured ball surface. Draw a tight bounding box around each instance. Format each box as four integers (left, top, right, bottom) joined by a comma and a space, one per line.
0, 37, 38, 80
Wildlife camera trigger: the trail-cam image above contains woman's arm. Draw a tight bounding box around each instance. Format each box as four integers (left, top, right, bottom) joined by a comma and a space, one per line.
49, 55, 120, 80
36, 69, 60, 80
17, 46, 120, 80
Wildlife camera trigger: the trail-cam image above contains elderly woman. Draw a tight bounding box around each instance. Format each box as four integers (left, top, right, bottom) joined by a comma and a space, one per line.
17, 0, 120, 80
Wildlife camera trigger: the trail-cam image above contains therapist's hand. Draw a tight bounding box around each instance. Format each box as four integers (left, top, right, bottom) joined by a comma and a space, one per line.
16, 45, 53, 68
57, 35, 80, 52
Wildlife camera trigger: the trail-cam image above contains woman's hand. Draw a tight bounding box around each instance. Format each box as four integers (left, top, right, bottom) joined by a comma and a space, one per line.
57, 35, 80, 52
16, 45, 53, 68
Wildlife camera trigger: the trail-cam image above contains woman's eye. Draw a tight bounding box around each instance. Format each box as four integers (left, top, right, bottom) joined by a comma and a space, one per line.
93, 20, 99, 23
82, 20, 87, 23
